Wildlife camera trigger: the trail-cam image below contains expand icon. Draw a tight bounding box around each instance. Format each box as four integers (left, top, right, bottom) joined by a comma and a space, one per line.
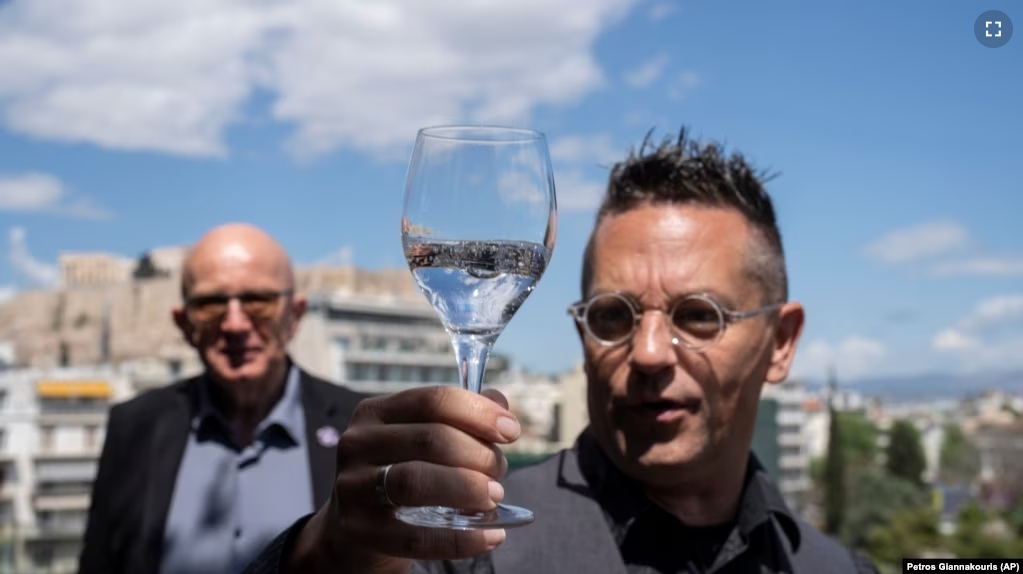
975, 10, 1013, 48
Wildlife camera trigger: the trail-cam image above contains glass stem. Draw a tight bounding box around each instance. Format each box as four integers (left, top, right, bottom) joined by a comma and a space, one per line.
451, 332, 499, 394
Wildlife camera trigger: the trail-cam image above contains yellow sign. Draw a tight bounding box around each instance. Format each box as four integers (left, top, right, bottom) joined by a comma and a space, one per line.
36, 380, 112, 399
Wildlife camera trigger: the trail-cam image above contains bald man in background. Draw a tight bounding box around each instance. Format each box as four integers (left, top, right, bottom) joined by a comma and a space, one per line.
78, 223, 365, 574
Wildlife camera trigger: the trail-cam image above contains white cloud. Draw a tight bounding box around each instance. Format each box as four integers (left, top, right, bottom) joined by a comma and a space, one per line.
0, 172, 111, 219
624, 54, 668, 88
550, 133, 622, 166
667, 71, 700, 101
792, 336, 887, 381
313, 246, 354, 267
0, 0, 640, 160
960, 295, 1023, 331
864, 220, 970, 264
555, 168, 607, 211
498, 169, 548, 206
932, 328, 979, 351
8, 227, 59, 286
0, 284, 15, 303
932, 294, 1023, 371
648, 3, 674, 21
930, 257, 1023, 277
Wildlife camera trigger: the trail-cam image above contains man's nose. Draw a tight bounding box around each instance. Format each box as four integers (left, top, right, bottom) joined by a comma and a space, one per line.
630, 310, 676, 372
220, 299, 253, 332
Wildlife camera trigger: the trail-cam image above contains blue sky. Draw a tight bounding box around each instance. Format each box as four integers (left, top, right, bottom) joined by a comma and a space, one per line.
0, 0, 1020, 382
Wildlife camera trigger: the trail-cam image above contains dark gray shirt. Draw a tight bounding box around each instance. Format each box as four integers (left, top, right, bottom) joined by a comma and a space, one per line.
159, 367, 314, 574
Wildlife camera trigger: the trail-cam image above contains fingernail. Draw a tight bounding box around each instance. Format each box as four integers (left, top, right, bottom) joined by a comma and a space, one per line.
496, 417, 520, 440
488, 480, 505, 503
484, 528, 506, 549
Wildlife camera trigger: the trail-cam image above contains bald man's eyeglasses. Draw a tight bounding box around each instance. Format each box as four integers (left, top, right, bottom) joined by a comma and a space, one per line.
184, 290, 293, 325
567, 291, 781, 351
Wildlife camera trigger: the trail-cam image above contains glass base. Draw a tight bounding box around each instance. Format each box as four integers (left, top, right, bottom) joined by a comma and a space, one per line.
395, 503, 534, 530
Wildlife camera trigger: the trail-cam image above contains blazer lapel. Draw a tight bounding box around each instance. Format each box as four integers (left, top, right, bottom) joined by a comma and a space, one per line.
137, 380, 194, 574
299, 371, 356, 508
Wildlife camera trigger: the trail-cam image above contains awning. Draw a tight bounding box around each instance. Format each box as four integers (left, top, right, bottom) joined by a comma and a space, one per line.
35, 380, 112, 399
33, 494, 91, 511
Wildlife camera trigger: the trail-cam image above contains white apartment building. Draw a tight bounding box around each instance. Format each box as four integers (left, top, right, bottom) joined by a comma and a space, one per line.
758, 380, 812, 515
0, 366, 135, 574
289, 292, 510, 395
488, 363, 589, 454
1, 289, 585, 573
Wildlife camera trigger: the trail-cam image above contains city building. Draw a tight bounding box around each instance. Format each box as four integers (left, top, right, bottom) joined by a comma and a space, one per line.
488, 363, 588, 455
0, 366, 135, 574
753, 380, 812, 515
972, 420, 1023, 508
289, 291, 511, 395
0, 259, 594, 573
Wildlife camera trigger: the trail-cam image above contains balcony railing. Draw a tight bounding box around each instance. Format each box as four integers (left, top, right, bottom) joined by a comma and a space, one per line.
35, 518, 86, 536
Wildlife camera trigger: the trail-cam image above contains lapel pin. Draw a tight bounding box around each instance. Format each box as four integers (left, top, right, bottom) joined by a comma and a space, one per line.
316, 425, 340, 448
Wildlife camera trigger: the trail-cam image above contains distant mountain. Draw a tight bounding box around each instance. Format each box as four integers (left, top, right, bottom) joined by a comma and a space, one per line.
802, 370, 1023, 402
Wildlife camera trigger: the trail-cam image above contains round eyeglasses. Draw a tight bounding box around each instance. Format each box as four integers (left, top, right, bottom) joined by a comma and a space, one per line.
567, 291, 782, 351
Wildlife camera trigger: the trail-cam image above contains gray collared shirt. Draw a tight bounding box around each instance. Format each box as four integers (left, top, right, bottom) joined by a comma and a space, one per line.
159, 366, 314, 574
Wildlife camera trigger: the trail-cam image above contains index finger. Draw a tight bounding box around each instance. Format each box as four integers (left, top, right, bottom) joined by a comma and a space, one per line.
355, 386, 521, 444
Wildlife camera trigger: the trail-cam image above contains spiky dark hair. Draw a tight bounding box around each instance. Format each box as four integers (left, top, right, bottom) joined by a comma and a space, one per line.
581, 127, 788, 304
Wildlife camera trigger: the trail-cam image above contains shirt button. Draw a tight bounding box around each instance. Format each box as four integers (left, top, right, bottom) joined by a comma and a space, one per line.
235, 528, 242, 538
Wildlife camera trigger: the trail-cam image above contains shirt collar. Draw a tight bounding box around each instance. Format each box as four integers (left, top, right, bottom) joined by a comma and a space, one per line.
570, 428, 802, 551
193, 364, 305, 448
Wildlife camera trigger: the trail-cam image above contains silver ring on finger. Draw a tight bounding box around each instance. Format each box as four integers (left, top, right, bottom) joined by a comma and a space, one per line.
375, 464, 397, 507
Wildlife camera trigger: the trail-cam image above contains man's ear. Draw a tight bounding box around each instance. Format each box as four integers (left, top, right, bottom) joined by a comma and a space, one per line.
765, 301, 805, 384
285, 294, 307, 340
172, 306, 197, 348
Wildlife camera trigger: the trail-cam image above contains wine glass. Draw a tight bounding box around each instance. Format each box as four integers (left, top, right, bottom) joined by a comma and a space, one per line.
398, 125, 557, 529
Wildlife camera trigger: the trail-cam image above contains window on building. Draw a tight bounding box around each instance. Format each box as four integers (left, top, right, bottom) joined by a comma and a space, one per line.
33, 544, 54, 568
40, 425, 55, 452
0, 501, 13, 523
779, 424, 801, 436
549, 404, 562, 443
781, 445, 802, 458
0, 428, 6, 452
335, 337, 351, 350
84, 425, 99, 450
362, 336, 388, 351
0, 390, 7, 410
781, 468, 804, 482
398, 339, 418, 352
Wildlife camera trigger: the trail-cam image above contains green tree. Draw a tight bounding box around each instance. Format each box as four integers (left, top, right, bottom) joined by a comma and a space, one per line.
841, 468, 931, 549
865, 506, 941, 567
939, 424, 980, 486
133, 252, 169, 280
810, 411, 877, 487
824, 402, 846, 535
886, 420, 927, 487
838, 411, 879, 466
950, 503, 1016, 558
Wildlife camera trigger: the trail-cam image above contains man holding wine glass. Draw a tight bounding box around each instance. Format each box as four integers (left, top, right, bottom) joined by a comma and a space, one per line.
245, 127, 878, 574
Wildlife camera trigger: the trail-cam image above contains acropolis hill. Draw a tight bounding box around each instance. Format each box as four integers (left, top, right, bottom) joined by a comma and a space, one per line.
0, 246, 420, 370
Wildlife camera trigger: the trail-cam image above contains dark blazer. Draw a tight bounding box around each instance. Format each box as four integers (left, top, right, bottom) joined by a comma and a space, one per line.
245, 435, 878, 574
78, 366, 365, 574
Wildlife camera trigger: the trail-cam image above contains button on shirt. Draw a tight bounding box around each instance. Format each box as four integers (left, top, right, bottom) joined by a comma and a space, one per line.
159, 367, 314, 574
